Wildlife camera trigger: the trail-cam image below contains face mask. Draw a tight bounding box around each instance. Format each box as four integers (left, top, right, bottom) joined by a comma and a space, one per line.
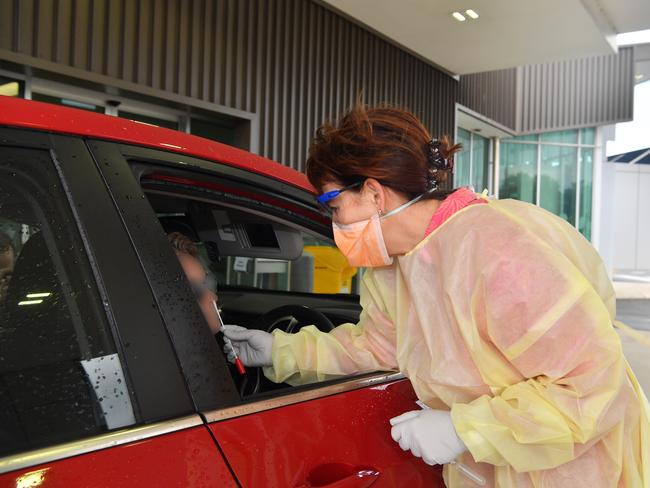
332, 193, 426, 267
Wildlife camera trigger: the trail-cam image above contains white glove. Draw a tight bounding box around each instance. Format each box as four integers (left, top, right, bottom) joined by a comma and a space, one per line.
222, 324, 273, 367
389, 409, 466, 465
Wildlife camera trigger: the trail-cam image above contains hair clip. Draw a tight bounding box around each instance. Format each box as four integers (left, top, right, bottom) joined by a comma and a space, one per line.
427, 139, 449, 170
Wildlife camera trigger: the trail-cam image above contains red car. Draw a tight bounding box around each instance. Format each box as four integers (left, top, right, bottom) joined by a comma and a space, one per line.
0, 97, 445, 487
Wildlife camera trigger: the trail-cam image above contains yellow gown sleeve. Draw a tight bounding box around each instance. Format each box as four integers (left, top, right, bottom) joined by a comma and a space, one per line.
450, 233, 634, 473
263, 270, 398, 385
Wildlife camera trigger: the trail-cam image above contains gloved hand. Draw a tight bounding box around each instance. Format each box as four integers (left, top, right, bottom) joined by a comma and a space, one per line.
222, 324, 273, 367
389, 409, 467, 465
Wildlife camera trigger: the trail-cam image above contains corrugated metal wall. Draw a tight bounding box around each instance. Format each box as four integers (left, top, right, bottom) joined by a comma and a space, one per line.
517, 48, 634, 133
0, 0, 458, 171
458, 68, 518, 130
459, 48, 635, 134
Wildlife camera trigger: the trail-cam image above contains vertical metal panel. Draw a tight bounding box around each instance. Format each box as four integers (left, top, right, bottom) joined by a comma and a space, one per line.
200, 0, 212, 101
460, 48, 634, 133
2, 0, 457, 171
151, 0, 164, 89
70, 0, 90, 70
35, 0, 53, 60
0, 0, 13, 49
54, 0, 72, 65
518, 48, 634, 133
458, 67, 518, 131
189, 0, 203, 100
105, 0, 121, 78
88, 0, 105, 74
17, 0, 35, 56
120, 0, 136, 81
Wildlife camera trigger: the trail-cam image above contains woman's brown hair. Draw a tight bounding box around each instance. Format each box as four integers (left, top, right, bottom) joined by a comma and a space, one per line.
306, 103, 461, 200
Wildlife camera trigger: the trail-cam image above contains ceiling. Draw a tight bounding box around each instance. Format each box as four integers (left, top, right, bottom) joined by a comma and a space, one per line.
319, 0, 650, 75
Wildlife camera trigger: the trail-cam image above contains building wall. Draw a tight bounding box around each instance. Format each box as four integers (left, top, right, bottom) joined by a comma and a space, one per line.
459, 48, 635, 134
0, 0, 458, 171
458, 68, 518, 131
611, 162, 650, 271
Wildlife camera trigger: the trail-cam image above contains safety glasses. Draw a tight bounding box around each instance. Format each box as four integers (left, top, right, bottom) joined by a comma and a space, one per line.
316, 181, 363, 216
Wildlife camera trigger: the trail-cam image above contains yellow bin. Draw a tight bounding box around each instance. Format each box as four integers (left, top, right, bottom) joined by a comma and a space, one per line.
304, 246, 358, 294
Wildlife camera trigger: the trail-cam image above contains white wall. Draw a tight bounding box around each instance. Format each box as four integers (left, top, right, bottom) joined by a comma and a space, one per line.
611, 163, 650, 272
638, 172, 650, 270
596, 160, 617, 274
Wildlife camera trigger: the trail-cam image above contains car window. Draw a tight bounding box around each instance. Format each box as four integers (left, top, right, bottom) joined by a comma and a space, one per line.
137, 165, 371, 400
0, 148, 136, 456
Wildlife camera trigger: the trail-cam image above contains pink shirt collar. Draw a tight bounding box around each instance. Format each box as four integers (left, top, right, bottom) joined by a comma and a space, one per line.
424, 187, 486, 237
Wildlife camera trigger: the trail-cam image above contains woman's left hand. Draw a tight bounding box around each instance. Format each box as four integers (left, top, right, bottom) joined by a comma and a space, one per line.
389, 409, 467, 465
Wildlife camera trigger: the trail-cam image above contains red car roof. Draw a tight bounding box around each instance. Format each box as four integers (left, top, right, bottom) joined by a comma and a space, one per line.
0, 96, 313, 192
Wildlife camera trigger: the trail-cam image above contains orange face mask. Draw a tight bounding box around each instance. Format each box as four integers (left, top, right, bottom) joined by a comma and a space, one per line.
333, 214, 393, 267
332, 193, 427, 267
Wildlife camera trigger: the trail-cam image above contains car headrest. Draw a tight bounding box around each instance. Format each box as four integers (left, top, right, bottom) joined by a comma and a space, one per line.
0, 232, 80, 371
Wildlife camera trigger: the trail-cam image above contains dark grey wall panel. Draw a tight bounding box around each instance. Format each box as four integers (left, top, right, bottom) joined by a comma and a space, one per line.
0, 0, 458, 171
517, 48, 634, 132
458, 67, 518, 131
459, 48, 634, 134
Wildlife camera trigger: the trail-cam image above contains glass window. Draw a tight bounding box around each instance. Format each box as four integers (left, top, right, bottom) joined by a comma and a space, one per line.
539, 145, 577, 225
579, 148, 594, 240
119, 110, 178, 130
32, 93, 104, 113
471, 134, 489, 192
191, 118, 236, 146
454, 128, 472, 188
579, 128, 595, 146
455, 129, 489, 192
499, 142, 537, 203
0, 75, 24, 98
0, 148, 135, 456
539, 130, 578, 144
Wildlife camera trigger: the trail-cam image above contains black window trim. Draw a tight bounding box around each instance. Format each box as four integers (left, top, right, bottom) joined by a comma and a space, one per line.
86, 139, 241, 411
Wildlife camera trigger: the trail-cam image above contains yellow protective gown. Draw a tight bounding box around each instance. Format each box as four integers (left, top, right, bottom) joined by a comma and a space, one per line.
263, 196, 650, 487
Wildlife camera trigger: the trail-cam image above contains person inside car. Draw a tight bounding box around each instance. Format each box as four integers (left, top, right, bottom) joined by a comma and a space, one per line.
0, 231, 15, 304
168, 231, 221, 335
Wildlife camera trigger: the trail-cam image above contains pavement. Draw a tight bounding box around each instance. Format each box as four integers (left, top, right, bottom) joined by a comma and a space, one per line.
613, 273, 650, 395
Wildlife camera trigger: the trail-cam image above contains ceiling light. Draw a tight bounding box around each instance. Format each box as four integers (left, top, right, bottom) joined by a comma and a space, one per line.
26, 292, 52, 298
451, 11, 466, 22
465, 9, 479, 19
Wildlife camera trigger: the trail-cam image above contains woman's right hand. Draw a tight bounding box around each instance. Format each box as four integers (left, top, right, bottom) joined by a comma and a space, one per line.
222, 324, 273, 367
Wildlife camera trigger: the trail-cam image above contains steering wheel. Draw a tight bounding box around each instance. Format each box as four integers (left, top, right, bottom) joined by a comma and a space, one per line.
245, 305, 335, 396
260, 304, 335, 334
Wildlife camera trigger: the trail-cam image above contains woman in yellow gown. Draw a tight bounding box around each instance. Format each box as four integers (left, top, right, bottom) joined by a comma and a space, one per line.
224, 104, 649, 487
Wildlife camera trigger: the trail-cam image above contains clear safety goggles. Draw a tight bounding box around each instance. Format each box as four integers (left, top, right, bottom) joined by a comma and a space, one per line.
316, 181, 363, 216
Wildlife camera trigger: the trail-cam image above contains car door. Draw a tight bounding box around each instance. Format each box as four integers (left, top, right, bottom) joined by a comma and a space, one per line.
87, 139, 446, 488
0, 128, 237, 487
208, 375, 444, 487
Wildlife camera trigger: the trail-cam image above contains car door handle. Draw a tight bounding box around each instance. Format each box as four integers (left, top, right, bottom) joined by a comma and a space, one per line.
296, 462, 380, 488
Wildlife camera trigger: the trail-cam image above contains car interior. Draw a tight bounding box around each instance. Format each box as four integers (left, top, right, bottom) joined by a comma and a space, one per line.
141, 178, 365, 397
